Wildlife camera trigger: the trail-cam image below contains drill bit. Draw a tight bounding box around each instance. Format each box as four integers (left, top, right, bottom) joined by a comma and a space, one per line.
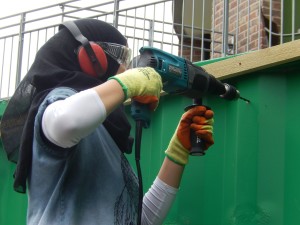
239, 96, 250, 103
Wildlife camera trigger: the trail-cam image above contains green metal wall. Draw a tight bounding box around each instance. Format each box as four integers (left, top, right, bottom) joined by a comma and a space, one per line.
1, 59, 300, 224
0, 100, 28, 225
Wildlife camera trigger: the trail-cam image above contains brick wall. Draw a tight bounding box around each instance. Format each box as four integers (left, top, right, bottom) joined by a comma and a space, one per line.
212, 0, 282, 58
175, 0, 282, 61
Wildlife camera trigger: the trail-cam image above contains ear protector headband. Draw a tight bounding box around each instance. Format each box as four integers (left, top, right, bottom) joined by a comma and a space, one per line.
60, 21, 108, 79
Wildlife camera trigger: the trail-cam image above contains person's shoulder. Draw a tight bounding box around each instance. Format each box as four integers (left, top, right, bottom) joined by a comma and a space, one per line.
39, 87, 78, 112
47, 87, 78, 98
43, 87, 78, 103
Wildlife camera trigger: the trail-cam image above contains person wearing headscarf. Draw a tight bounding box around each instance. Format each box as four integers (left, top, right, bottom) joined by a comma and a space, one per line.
0, 18, 215, 225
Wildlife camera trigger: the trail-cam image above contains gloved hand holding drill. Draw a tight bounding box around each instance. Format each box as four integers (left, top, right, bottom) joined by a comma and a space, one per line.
110, 67, 215, 166
109, 67, 162, 110
165, 106, 214, 165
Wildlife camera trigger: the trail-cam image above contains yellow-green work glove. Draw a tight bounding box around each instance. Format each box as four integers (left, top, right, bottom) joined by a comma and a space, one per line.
109, 67, 162, 110
165, 106, 214, 166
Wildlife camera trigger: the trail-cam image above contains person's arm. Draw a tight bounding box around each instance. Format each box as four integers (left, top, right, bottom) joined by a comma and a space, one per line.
42, 67, 162, 148
140, 158, 183, 225
160, 105, 214, 187
158, 157, 184, 188
142, 106, 214, 225
92, 79, 124, 115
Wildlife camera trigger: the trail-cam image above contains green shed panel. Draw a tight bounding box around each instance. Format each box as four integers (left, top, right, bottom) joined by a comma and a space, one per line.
125, 60, 300, 225
0, 100, 28, 225
1, 45, 300, 224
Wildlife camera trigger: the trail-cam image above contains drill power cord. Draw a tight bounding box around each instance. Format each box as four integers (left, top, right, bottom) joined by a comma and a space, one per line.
135, 120, 144, 225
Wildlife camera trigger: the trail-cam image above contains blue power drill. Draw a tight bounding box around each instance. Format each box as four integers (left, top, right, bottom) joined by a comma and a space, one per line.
131, 46, 248, 156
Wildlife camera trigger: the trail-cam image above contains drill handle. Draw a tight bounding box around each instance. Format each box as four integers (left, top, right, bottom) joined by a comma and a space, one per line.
185, 98, 206, 156
130, 101, 151, 129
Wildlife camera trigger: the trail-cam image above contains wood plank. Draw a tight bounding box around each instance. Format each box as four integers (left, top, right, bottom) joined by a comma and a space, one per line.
202, 39, 300, 80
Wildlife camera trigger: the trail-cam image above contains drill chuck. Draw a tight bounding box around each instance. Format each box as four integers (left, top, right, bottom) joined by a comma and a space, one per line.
220, 83, 240, 100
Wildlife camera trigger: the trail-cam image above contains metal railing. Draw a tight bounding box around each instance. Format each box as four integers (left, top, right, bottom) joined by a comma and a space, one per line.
0, 0, 299, 99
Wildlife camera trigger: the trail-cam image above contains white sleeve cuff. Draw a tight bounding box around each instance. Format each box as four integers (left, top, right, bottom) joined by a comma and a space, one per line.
142, 177, 178, 225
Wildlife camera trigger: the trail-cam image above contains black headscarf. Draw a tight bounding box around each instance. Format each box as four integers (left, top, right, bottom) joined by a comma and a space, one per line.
0, 19, 133, 193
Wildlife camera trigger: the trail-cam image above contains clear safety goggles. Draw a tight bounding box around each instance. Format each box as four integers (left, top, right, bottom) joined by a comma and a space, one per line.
96, 42, 132, 68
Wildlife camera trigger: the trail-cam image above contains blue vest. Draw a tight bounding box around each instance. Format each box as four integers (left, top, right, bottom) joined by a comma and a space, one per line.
27, 87, 138, 225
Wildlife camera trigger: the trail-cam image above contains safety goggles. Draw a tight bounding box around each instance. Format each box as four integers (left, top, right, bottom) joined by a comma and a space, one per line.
96, 42, 132, 68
